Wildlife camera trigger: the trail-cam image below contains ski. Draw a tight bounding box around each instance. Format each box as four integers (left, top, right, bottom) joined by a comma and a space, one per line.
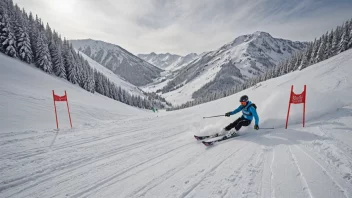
202, 133, 240, 146
194, 134, 219, 141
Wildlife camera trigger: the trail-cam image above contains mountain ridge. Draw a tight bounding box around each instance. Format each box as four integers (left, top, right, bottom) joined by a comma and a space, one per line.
71, 39, 163, 86
137, 52, 198, 71
153, 31, 308, 104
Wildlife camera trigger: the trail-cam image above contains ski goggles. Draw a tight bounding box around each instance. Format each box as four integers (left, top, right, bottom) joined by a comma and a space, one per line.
240, 101, 247, 105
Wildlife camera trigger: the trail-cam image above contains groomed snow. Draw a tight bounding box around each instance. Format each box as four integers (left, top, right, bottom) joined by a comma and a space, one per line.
1, 49, 352, 198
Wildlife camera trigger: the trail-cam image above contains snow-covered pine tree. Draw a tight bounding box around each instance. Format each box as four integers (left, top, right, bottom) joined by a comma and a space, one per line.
28, 13, 40, 60
88, 66, 95, 93
63, 39, 77, 84
82, 60, 90, 91
288, 52, 297, 72
14, 7, 32, 63
0, 10, 17, 57
331, 26, 341, 56
296, 52, 304, 70
102, 78, 109, 97
35, 31, 52, 73
80, 58, 90, 92
316, 34, 327, 62
299, 43, 311, 70
45, 23, 53, 42
283, 59, 290, 74
72, 49, 84, 87
349, 19, 352, 49
110, 83, 117, 100
4, 0, 15, 25
96, 71, 104, 94
50, 32, 66, 78
124, 90, 131, 105
324, 30, 333, 59
338, 21, 349, 53
35, 15, 44, 32
310, 38, 321, 64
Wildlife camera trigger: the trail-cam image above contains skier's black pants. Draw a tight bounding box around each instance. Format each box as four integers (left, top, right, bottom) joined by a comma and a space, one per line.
225, 117, 251, 131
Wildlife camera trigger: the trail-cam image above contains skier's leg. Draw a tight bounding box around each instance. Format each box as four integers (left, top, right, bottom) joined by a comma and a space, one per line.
224, 117, 242, 131
220, 118, 242, 137
234, 118, 251, 131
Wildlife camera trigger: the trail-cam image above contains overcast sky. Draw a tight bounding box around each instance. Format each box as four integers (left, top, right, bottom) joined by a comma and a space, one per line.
13, 0, 352, 55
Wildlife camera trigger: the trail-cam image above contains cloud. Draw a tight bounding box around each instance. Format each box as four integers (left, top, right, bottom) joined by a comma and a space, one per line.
13, 0, 352, 55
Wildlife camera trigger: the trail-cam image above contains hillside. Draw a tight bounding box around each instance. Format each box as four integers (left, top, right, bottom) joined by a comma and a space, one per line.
1, 44, 352, 198
0, 54, 146, 133
71, 39, 163, 86
77, 51, 145, 97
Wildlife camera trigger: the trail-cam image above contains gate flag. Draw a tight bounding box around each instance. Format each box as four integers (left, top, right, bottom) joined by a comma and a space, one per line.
286, 85, 306, 129
53, 90, 73, 129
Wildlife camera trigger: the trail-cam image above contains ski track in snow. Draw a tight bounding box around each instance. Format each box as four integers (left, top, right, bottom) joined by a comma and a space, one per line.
288, 146, 313, 198
270, 147, 275, 198
71, 142, 195, 198
294, 145, 349, 198
3, 121, 352, 198
220, 146, 264, 198
178, 145, 246, 198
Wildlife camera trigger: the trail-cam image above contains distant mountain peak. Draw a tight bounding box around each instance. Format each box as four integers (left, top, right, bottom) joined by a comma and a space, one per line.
252, 31, 272, 37
138, 52, 198, 71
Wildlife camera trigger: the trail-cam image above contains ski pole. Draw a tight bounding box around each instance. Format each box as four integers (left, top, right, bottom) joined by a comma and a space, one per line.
203, 115, 224, 119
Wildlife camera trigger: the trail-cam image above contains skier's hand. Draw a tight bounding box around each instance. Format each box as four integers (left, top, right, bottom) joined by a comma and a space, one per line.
254, 125, 259, 130
225, 112, 231, 117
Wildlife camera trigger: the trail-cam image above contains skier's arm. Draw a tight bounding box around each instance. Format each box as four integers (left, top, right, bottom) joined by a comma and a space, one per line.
230, 105, 242, 115
250, 107, 259, 125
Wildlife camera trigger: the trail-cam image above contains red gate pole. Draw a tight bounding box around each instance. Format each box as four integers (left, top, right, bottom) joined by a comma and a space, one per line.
65, 90, 73, 128
303, 85, 306, 127
286, 85, 293, 129
53, 90, 59, 129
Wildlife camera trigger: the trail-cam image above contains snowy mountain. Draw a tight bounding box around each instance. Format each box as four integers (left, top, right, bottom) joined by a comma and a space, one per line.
70, 39, 163, 86
157, 31, 307, 104
2, 45, 352, 198
77, 51, 145, 97
138, 52, 198, 71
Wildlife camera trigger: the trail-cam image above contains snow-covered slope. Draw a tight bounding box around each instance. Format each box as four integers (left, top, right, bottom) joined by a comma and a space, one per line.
159, 31, 307, 105
138, 52, 198, 71
77, 51, 144, 97
71, 39, 163, 86
0, 54, 147, 133
1, 49, 352, 198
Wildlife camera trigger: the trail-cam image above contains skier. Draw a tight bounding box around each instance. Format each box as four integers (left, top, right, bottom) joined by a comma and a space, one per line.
220, 95, 259, 138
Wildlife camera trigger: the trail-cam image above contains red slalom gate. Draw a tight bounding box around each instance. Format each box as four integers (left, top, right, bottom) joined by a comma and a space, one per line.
53, 90, 73, 129
286, 85, 306, 129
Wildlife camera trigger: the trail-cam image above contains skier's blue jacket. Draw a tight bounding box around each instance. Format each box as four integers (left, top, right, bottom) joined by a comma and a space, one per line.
230, 101, 259, 125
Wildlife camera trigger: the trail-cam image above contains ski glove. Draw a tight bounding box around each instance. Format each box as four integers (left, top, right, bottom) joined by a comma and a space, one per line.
225, 112, 231, 117
254, 125, 259, 130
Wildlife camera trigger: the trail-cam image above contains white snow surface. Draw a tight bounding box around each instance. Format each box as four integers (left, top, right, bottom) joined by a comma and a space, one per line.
1, 49, 352, 198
